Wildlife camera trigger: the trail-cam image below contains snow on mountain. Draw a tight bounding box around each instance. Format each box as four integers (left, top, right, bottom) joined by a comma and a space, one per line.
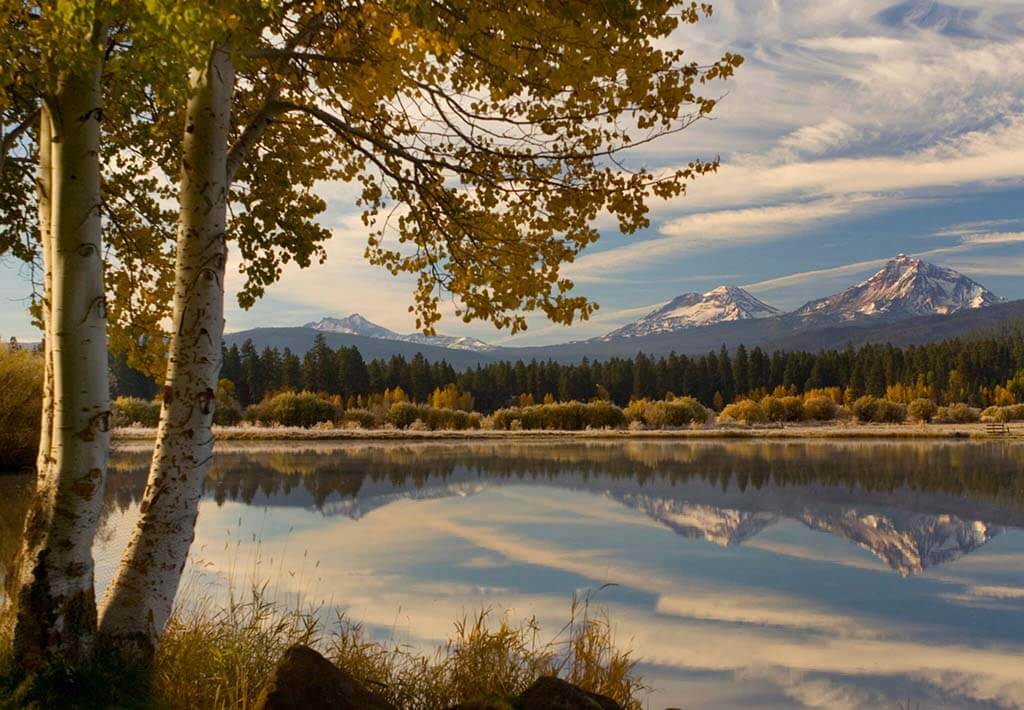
613, 494, 779, 546
615, 495, 1000, 575
603, 285, 781, 339
305, 314, 495, 352
305, 314, 401, 340
400, 333, 496, 352
796, 510, 1001, 577
793, 254, 1001, 324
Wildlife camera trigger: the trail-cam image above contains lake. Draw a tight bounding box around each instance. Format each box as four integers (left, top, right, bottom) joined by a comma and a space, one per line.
3, 440, 1024, 708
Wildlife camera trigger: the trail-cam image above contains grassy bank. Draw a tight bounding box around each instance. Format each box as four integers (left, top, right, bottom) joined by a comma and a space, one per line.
111, 421, 1009, 443
1, 585, 643, 710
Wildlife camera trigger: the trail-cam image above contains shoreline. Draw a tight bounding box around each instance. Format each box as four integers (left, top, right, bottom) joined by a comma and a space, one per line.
110, 422, 1017, 443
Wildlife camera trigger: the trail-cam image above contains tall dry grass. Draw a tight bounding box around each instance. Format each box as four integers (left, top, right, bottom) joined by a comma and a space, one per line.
153, 583, 644, 710
0, 348, 42, 471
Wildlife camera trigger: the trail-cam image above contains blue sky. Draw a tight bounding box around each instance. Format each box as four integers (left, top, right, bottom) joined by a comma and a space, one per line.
2, 0, 1023, 345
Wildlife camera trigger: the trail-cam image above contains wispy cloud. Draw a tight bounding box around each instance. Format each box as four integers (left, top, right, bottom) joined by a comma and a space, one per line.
568, 197, 872, 283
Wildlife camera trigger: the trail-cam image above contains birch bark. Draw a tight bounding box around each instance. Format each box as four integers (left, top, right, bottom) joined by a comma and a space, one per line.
7, 53, 111, 668
35, 106, 54, 481
99, 45, 234, 656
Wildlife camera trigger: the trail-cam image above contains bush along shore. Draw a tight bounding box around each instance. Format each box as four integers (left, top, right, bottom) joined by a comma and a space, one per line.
3, 349, 1019, 469
104, 384, 1015, 438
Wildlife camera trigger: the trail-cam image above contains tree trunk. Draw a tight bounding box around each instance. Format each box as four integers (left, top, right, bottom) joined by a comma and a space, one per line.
36, 105, 55, 480
7, 56, 110, 669
99, 45, 234, 657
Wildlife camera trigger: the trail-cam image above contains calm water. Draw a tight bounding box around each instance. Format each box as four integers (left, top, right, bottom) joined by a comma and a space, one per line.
3, 440, 1024, 709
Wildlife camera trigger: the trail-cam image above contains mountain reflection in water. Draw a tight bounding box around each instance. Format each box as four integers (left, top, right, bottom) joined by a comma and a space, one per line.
2, 440, 1024, 708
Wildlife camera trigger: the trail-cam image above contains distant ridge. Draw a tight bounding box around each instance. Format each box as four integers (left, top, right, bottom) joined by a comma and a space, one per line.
225, 255, 1015, 363
306, 314, 495, 352
223, 327, 496, 368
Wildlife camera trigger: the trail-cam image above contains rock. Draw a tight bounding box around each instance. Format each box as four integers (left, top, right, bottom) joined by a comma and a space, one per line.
518, 676, 622, 709
255, 644, 396, 710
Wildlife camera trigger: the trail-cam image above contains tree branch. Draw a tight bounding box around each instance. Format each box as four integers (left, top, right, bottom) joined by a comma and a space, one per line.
0, 107, 41, 181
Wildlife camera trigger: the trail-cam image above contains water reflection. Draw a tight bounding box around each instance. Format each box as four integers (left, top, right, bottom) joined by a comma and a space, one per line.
3, 440, 1024, 708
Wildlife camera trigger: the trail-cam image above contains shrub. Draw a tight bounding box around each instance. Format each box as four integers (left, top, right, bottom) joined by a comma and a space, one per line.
934, 402, 980, 424
623, 400, 646, 423
245, 391, 338, 428
490, 401, 626, 431
851, 396, 877, 422
625, 397, 707, 428
385, 402, 425, 429
384, 403, 480, 430
907, 398, 937, 423
982, 404, 1024, 422
874, 399, 906, 423
759, 396, 784, 422
423, 406, 480, 431
584, 401, 629, 429
0, 348, 42, 470
341, 408, 379, 429
780, 396, 806, 422
213, 379, 243, 426
803, 395, 837, 421
111, 396, 161, 428
719, 400, 767, 424
851, 396, 906, 423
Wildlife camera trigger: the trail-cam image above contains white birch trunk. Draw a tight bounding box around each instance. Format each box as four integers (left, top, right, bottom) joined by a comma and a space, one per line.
98, 45, 234, 656
35, 106, 55, 480
8, 58, 111, 668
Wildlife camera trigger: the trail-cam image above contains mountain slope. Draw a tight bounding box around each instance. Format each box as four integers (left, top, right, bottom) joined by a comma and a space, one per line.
305, 315, 400, 340
491, 298, 1024, 363
223, 327, 496, 368
604, 285, 780, 339
793, 254, 1000, 324
306, 314, 494, 352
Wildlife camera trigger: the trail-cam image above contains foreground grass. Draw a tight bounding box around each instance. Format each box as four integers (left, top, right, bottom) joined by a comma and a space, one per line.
1, 584, 644, 709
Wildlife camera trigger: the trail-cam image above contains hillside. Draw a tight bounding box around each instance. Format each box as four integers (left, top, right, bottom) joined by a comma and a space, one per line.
222, 327, 497, 368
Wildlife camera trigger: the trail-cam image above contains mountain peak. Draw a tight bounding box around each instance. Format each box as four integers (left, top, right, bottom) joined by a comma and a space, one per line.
303, 313, 494, 352
795, 255, 1000, 323
603, 285, 780, 340
304, 314, 399, 340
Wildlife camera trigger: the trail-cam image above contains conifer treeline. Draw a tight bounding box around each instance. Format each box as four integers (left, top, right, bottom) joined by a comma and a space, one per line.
111, 329, 1024, 412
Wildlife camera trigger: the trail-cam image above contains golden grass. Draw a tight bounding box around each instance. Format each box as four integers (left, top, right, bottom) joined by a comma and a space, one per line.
0, 348, 43, 471
153, 583, 644, 710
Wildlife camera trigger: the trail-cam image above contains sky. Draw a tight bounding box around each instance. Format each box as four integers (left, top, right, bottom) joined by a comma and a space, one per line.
2, 0, 1023, 345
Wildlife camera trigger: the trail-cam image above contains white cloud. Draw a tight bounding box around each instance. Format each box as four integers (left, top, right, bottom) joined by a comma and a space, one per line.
774, 118, 862, 158
568, 197, 871, 283
742, 257, 892, 293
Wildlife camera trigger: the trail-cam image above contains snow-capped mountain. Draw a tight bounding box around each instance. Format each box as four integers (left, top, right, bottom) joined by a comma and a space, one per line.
611, 495, 1000, 575
796, 510, 1000, 577
793, 254, 1000, 324
614, 495, 778, 546
305, 314, 495, 352
603, 285, 780, 339
306, 314, 400, 340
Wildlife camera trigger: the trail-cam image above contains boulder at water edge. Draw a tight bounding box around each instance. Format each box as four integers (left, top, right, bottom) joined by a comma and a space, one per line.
255, 644, 396, 710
